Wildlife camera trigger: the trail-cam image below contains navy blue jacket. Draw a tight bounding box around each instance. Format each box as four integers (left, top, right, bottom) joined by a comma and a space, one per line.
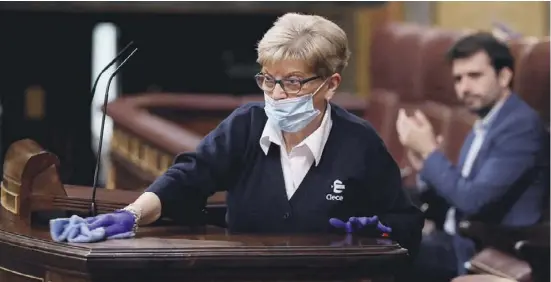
146, 102, 424, 255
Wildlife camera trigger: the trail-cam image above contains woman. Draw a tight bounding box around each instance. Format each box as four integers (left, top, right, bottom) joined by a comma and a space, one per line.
52, 13, 423, 255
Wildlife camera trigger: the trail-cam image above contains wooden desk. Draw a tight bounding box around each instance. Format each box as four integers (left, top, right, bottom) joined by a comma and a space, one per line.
0, 221, 407, 282
0, 139, 408, 282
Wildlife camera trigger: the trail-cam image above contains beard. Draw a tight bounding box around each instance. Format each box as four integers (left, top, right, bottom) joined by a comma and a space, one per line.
471, 102, 495, 118
462, 92, 500, 118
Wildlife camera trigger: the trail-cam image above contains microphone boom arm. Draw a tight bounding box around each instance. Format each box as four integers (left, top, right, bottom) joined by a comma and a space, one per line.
90, 41, 135, 99
90, 47, 138, 216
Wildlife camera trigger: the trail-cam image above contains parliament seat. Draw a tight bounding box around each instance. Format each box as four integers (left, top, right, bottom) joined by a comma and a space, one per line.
452, 274, 515, 282
457, 221, 549, 282
365, 89, 401, 160
512, 38, 550, 125
417, 27, 468, 106
370, 23, 426, 103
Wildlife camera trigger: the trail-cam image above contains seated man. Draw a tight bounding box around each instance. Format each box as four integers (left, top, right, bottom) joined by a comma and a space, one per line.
396, 32, 549, 281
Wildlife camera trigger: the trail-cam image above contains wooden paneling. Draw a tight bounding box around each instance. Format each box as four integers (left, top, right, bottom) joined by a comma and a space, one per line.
0, 11, 96, 187
355, 2, 405, 97
434, 2, 549, 37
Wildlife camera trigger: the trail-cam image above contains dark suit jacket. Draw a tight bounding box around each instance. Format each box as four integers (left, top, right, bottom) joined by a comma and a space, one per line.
419, 93, 549, 272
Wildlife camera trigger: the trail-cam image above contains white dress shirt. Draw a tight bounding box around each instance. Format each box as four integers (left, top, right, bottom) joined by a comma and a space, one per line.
259, 104, 333, 200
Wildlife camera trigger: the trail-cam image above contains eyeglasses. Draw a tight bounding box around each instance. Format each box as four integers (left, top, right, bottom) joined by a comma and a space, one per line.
255, 73, 321, 95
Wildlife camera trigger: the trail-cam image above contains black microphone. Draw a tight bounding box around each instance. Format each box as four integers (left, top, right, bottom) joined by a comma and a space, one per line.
90, 47, 139, 216
90, 41, 135, 98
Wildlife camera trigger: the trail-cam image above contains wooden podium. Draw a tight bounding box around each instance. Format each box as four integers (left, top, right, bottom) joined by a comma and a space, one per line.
0, 139, 408, 282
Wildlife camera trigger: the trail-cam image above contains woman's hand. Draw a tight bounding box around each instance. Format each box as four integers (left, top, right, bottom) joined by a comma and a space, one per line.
86, 210, 136, 239
50, 210, 137, 243
329, 216, 392, 235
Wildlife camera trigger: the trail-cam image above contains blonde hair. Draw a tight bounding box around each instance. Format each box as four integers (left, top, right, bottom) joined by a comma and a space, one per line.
257, 13, 351, 78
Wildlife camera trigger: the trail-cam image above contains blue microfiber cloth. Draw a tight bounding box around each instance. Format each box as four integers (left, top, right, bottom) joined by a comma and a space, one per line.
50, 213, 136, 243
50, 215, 106, 243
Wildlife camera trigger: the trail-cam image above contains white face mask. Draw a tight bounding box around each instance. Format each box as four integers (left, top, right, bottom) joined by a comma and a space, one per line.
264, 80, 327, 132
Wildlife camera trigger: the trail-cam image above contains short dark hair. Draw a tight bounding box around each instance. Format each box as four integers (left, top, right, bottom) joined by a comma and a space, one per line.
446, 32, 515, 74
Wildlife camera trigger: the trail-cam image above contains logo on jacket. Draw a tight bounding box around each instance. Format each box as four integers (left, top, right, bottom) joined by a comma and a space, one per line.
326, 180, 345, 201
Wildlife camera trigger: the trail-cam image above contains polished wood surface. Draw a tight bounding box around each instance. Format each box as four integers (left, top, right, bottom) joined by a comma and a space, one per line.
0, 139, 409, 282
0, 223, 407, 281
0, 222, 407, 281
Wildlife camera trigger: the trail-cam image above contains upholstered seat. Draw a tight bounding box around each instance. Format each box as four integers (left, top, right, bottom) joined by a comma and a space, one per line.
452, 274, 515, 282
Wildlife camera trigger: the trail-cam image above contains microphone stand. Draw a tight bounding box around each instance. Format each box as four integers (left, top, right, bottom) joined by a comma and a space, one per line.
90, 47, 139, 217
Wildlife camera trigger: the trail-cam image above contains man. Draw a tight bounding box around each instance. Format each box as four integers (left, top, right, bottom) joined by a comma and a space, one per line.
396, 32, 549, 281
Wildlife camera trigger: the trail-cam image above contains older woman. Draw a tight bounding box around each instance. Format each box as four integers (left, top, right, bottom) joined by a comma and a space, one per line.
52, 13, 423, 255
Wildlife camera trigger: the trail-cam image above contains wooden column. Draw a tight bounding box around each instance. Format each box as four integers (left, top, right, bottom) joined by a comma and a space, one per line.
433, 2, 550, 37
354, 2, 404, 98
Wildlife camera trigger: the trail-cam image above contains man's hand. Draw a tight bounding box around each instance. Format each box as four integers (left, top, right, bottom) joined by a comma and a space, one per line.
406, 135, 444, 171
406, 149, 424, 171
396, 109, 414, 145
396, 109, 439, 159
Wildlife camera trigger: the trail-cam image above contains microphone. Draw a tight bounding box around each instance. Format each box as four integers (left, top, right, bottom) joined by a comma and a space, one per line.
90, 47, 139, 216
90, 41, 135, 98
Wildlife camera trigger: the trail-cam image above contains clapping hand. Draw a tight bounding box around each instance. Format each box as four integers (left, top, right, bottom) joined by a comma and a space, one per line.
396, 109, 438, 158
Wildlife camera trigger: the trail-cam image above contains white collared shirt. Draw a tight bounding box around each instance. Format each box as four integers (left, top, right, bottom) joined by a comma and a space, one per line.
259, 104, 333, 200
443, 97, 507, 235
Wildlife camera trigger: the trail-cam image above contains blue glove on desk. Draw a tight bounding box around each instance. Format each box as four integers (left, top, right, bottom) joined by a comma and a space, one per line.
329, 216, 392, 235
86, 210, 136, 239
50, 210, 136, 243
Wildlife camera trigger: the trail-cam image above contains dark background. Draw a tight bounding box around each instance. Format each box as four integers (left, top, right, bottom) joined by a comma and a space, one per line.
0, 10, 279, 185
0, 2, 384, 186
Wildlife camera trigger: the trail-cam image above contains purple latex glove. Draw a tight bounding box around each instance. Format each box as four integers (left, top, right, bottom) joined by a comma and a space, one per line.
85, 210, 136, 239
329, 216, 392, 234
